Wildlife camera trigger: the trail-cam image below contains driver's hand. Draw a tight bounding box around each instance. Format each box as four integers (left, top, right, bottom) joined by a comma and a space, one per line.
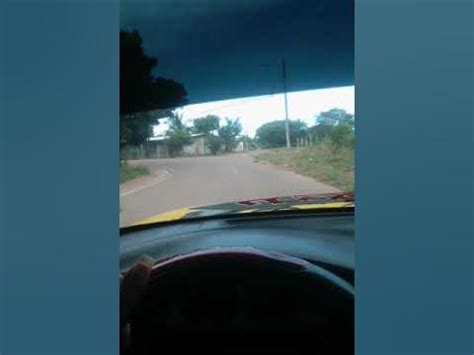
120, 257, 153, 355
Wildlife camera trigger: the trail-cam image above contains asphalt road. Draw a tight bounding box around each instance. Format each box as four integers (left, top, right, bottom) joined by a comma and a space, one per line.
120, 153, 339, 227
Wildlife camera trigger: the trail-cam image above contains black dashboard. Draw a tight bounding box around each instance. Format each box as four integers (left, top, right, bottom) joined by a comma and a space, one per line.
120, 212, 354, 285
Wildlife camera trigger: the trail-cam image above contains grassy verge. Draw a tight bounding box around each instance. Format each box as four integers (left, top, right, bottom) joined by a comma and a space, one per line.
120, 163, 150, 183
254, 145, 354, 191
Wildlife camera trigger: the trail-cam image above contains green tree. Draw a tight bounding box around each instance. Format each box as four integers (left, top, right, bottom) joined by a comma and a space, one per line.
256, 120, 307, 148
120, 29, 188, 148
312, 108, 355, 149
218, 118, 243, 152
206, 135, 222, 155
193, 115, 220, 134
166, 113, 191, 157
315, 108, 354, 127
121, 110, 170, 147
329, 124, 354, 149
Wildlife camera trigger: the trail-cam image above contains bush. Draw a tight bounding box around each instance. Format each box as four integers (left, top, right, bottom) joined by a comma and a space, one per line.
167, 133, 191, 157
120, 164, 150, 183
328, 124, 354, 150
206, 135, 222, 155
256, 120, 308, 148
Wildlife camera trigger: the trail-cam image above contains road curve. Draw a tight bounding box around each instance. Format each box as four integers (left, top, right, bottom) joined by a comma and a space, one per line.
120, 153, 338, 227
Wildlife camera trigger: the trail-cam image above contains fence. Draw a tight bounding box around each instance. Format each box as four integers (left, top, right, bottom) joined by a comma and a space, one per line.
120, 143, 169, 160
296, 133, 318, 148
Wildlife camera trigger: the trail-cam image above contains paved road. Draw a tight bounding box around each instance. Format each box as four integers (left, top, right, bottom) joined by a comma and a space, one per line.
120, 153, 339, 227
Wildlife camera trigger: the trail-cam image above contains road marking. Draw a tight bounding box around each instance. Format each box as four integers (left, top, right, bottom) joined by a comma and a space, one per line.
232, 167, 238, 175
120, 169, 172, 197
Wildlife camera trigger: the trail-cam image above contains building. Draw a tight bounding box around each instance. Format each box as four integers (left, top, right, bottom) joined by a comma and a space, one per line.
146, 133, 210, 158
122, 133, 248, 160
181, 134, 209, 156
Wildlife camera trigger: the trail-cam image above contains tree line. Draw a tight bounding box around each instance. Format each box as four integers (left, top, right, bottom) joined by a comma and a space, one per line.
167, 106, 355, 157
255, 108, 354, 150
165, 114, 243, 156
120, 29, 354, 158
120, 29, 245, 157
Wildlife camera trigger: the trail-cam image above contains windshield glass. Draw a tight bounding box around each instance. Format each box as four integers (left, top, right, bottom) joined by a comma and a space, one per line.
120, 1, 354, 228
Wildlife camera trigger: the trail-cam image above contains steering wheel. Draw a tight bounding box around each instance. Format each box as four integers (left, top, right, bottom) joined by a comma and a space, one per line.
128, 247, 353, 354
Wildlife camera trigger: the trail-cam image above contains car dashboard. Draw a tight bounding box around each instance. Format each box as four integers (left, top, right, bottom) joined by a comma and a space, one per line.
120, 211, 354, 285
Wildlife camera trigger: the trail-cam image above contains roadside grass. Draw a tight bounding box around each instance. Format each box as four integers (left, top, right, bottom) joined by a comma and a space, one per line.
120, 163, 150, 183
254, 145, 354, 191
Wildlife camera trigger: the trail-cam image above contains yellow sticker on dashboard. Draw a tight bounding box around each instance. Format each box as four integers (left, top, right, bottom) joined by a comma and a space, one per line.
132, 208, 191, 226
291, 202, 354, 210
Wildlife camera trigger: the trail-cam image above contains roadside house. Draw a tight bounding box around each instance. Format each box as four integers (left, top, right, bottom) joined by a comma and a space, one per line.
181, 133, 210, 156
146, 133, 210, 158
123, 132, 249, 160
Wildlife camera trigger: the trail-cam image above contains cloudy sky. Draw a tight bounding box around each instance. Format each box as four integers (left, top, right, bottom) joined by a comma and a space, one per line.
154, 85, 354, 138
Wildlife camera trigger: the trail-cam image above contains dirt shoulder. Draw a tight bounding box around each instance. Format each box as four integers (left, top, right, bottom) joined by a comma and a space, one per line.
250, 146, 354, 191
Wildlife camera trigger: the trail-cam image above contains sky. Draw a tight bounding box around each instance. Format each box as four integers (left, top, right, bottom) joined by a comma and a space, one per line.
154, 85, 354, 138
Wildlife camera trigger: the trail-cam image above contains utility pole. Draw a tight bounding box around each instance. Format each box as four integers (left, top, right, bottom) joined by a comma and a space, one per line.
282, 59, 291, 148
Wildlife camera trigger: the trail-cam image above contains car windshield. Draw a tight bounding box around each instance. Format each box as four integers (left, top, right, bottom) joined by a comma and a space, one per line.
120, 1, 354, 228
